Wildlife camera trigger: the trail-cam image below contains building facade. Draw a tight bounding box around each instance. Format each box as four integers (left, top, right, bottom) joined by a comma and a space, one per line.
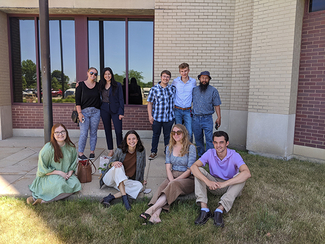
0, 0, 324, 162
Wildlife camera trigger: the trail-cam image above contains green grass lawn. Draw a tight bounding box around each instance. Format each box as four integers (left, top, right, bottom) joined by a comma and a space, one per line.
1, 151, 324, 244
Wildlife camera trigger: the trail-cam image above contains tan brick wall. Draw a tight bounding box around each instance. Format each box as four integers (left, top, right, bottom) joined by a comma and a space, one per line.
0, 10, 10, 106
230, 0, 253, 111
154, 0, 236, 110
248, 0, 303, 115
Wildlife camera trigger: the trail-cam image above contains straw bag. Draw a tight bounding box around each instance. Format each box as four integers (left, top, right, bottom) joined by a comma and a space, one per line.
77, 159, 96, 183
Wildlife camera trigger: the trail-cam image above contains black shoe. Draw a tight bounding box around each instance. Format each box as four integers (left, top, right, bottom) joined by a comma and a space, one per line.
213, 211, 224, 228
122, 195, 131, 211
100, 193, 115, 208
194, 210, 212, 225
78, 154, 88, 160
89, 153, 95, 159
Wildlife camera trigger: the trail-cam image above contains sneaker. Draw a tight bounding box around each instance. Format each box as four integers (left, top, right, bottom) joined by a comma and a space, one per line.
148, 152, 157, 160
89, 153, 95, 159
78, 154, 88, 160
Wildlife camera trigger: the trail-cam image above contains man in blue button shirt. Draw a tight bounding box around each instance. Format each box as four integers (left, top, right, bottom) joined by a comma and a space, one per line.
147, 70, 176, 160
172, 63, 196, 142
192, 71, 221, 157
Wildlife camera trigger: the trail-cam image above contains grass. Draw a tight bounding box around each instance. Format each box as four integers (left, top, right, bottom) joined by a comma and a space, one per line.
1, 151, 325, 244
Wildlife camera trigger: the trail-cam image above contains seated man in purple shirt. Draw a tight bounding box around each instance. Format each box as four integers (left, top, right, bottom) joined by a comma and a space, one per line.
190, 131, 251, 227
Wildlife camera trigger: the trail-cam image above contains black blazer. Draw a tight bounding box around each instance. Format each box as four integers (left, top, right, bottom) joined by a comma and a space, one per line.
102, 82, 124, 115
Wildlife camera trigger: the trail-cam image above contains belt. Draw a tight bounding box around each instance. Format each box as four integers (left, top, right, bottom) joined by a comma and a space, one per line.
174, 106, 191, 111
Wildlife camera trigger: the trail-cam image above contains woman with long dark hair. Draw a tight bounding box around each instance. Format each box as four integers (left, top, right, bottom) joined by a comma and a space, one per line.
140, 124, 195, 224
27, 123, 81, 205
75, 67, 101, 160
99, 130, 146, 210
99, 67, 124, 157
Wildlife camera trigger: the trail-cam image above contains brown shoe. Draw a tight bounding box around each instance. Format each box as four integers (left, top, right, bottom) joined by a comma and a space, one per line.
148, 152, 157, 160
26, 196, 35, 204
32, 198, 43, 205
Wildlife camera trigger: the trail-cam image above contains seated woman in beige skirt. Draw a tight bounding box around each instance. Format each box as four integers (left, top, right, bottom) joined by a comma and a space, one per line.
140, 124, 196, 224
99, 130, 146, 211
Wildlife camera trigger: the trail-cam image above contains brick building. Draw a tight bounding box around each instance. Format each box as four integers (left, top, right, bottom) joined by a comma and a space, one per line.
0, 0, 324, 162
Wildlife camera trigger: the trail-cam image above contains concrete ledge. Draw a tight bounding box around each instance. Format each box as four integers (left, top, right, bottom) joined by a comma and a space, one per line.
293, 145, 325, 163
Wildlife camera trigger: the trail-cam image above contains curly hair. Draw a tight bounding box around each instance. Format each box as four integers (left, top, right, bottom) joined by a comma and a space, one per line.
118, 130, 145, 153
50, 123, 75, 163
168, 124, 192, 157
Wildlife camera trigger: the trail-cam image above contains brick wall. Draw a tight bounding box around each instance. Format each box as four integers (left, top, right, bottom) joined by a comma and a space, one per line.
294, 7, 325, 149
230, 0, 253, 111
12, 104, 152, 130
154, 0, 236, 111
248, 0, 302, 115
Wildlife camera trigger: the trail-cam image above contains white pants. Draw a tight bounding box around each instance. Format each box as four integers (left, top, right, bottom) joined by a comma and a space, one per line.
102, 166, 143, 199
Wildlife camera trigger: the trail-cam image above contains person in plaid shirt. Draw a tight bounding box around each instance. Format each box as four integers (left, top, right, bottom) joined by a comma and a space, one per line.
147, 70, 176, 160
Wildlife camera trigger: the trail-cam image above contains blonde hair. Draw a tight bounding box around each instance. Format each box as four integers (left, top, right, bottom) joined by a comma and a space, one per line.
88, 67, 98, 73
168, 124, 192, 157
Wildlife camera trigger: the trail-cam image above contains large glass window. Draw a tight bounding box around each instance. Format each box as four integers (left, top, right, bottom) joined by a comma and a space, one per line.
10, 16, 153, 105
10, 18, 37, 103
309, 0, 325, 12
48, 19, 76, 101
128, 20, 153, 105
88, 18, 153, 105
10, 17, 76, 103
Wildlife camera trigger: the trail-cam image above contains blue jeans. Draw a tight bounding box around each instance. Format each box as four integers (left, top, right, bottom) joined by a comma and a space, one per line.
78, 107, 101, 153
100, 102, 123, 150
151, 119, 174, 153
192, 114, 213, 157
174, 108, 192, 142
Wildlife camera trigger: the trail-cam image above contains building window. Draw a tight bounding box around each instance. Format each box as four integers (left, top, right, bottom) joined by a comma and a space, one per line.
10, 16, 153, 104
309, 0, 325, 12
10, 17, 76, 103
88, 18, 153, 105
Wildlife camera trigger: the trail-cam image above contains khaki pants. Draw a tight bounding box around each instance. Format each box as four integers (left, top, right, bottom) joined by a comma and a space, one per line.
195, 167, 246, 212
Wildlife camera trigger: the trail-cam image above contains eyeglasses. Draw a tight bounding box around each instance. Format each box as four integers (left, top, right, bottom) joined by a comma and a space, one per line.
89, 72, 98, 76
54, 130, 66, 136
171, 130, 183, 136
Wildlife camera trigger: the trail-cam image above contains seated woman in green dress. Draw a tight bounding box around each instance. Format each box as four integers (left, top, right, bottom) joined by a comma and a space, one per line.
27, 123, 82, 205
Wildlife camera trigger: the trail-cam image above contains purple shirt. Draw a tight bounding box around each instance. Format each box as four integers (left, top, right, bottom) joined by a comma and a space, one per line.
199, 148, 245, 180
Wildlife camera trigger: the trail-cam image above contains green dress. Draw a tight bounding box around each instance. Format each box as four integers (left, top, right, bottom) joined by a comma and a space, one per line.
29, 142, 82, 201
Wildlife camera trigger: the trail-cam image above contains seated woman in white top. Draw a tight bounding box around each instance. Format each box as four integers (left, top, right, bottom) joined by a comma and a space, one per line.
99, 130, 146, 210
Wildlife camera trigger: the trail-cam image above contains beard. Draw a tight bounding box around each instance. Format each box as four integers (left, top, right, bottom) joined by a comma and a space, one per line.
199, 81, 209, 92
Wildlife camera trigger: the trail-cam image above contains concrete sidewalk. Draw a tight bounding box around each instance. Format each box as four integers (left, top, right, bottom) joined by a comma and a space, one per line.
0, 136, 168, 201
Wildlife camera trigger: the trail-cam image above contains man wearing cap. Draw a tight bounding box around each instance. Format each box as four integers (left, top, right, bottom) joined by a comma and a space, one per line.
172, 63, 196, 141
192, 71, 221, 157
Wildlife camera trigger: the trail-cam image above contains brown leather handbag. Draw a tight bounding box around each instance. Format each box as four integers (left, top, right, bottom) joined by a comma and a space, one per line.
77, 159, 96, 183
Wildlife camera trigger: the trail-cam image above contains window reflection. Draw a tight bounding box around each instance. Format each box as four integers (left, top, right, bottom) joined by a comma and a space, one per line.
128, 20, 153, 105
309, 0, 325, 12
11, 18, 37, 103
88, 20, 100, 72
48, 20, 76, 100
88, 18, 153, 105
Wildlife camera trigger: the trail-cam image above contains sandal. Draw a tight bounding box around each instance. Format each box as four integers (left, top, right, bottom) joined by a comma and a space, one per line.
139, 212, 151, 222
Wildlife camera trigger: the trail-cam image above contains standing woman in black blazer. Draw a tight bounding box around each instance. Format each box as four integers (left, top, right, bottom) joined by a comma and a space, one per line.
99, 67, 125, 156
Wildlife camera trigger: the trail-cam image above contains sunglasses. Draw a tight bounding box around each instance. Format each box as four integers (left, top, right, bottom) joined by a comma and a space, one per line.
171, 130, 183, 135
89, 72, 98, 76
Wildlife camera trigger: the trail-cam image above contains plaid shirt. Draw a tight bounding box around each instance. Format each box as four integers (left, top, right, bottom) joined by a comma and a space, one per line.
147, 82, 176, 122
